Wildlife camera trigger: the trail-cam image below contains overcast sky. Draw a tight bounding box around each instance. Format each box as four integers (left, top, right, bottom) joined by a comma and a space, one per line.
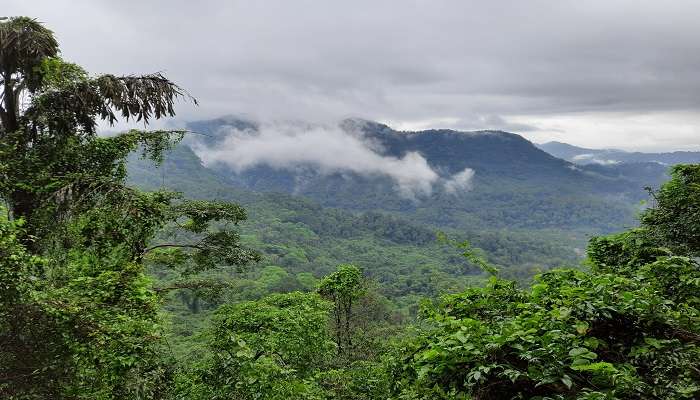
6, 0, 700, 151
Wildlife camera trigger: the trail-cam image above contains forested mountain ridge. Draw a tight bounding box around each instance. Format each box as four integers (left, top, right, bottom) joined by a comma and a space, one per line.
184, 117, 646, 232
538, 140, 700, 191
126, 143, 586, 365
190, 117, 643, 189
127, 144, 583, 298
125, 117, 679, 298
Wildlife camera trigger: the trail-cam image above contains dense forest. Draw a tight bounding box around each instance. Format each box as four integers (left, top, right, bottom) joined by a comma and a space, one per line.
1, 17, 699, 400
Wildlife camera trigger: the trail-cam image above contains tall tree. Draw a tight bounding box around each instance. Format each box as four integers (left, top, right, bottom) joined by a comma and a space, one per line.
0, 17, 259, 398
1, 17, 184, 241
187, 292, 335, 399
318, 264, 366, 359
641, 164, 700, 256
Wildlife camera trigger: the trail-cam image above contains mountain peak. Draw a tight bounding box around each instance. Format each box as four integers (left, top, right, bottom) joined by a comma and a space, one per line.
339, 118, 393, 134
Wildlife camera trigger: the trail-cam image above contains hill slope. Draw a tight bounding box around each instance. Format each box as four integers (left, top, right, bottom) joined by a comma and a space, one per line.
127, 145, 584, 299
537, 140, 700, 190
185, 117, 645, 232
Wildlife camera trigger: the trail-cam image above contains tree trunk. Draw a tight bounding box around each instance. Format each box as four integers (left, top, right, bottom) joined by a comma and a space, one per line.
345, 299, 352, 355
1, 74, 20, 134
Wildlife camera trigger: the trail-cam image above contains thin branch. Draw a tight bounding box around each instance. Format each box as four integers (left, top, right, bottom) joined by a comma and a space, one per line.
673, 328, 700, 343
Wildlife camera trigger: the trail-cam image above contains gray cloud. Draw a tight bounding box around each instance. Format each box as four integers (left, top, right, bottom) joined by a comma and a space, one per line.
398, 115, 544, 133
6, 0, 700, 150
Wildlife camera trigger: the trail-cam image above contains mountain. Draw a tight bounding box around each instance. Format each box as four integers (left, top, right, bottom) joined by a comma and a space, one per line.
127, 117, 697, 305
578, 161, 671, 190
537, 141, 700, 165
127, 145, 583, 303
184, 117, 645, 232
537, 141, 700, 190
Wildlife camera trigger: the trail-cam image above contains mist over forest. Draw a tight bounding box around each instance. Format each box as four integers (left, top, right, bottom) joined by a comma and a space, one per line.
2, 4, 700, 400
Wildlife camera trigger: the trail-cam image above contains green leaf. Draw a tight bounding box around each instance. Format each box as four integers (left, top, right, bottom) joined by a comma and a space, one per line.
561, 375, 573, 389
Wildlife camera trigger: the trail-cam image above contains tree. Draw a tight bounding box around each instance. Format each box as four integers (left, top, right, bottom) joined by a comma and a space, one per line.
389, 169, 700, 399
0, 17, 259, 398
0, 213, 63, 399
318, 264, 366, 359
390, 265, 700, 399
641, 164, 700, 256
1, 18, 187, 238
177, 292, 335, 400
0, 17, 58, 134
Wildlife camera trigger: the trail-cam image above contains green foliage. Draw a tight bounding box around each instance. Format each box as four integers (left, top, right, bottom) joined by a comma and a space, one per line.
0, 211, 173, 399
213, 292, 335, 375
642, 164, 700, 256
319, 265, 366, 358
296, 272, 319, 291
318, 264, 365, 306
176, 292, 334, 399
0, 17, 257, 399
36, 57, 88, 89
390, 168, 700, 399
391, 261, 700, 399
587, 228, 670, 273
437, 232, 500, 276
315, 361, 391, 400
0, 215, 55, 399
170, 284, 397, 400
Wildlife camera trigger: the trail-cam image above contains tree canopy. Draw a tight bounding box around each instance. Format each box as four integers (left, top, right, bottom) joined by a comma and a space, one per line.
389, 166, 700, 399
641, 164, 700, 256
0, 16, 258, 399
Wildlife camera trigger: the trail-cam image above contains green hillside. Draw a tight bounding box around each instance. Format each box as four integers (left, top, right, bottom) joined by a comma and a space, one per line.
186, 118, 644, 232
127, 145, 585, 293
125, 143, 591, 363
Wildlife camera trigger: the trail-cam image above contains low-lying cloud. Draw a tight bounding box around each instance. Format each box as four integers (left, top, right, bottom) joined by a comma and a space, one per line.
191, 121, 474, 197
194, 121, 440, 196
443, 168, 475, 194
571, 154, 619, 165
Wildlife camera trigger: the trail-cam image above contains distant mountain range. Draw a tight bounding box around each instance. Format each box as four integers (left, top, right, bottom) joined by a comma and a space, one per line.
537, 141, 700, 165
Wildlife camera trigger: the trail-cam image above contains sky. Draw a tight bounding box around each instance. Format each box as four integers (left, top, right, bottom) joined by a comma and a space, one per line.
5, 0, 700, 151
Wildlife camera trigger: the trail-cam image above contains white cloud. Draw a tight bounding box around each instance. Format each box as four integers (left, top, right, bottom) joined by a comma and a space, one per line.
192, 121, 441, 197
443, 168, 475, 194
571, 154, 619, 165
